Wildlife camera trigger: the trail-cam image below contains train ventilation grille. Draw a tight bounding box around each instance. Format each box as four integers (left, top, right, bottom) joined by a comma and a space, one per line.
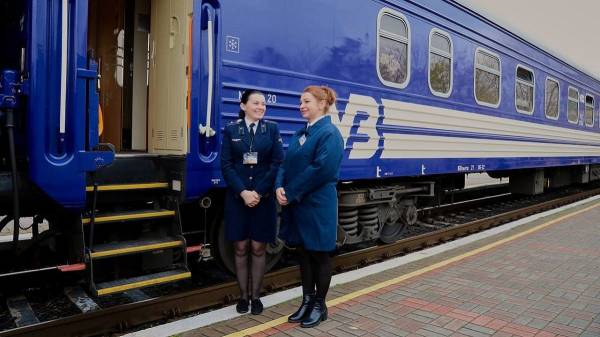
155, 130, 165, 142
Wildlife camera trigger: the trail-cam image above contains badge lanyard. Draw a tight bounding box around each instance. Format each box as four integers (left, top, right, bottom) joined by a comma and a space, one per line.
243, 123, 258, 165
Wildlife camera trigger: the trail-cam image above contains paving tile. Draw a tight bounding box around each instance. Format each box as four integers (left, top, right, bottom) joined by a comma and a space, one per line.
392, 316, 427, 333
585, 303, 600, 313
502, 322, 539, 336
513, 316, 533, 326
407, 313, 435, 324
525, 318, 549, 330
489, 331, 512, 337
413, 310, 442, 320
337, 324, 369, 337
552, 315, 572, 325
543, 322, 583, 336
324, 328, 361, 337
379, 324, 411, 336
431, 316, 456, 328
531, 332, 556, 337
499, 326, 536, 337
568, 318, 590, 330
521, 308, 556, 322
372, 329, 408, 337
446, 311, 476, 322
414, 328, 448, 337
315, 319, 344, 332
457, 327, 493, 337
463, 323, 496, 335
444, 318, 469, 331
420, 325, 456, 337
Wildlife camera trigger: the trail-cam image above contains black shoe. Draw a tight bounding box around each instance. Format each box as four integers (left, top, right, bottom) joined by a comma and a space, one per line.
250, 298, 263, 315
236, 299, 249, 313
300, 298, 327, 328
288, 293, 314, 323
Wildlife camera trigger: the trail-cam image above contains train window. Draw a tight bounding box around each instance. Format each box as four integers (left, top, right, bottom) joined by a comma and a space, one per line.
474, 48, 501, 107
429, 29, 453, 97
544, 78, 559, 120
585, 95, 594, 127
515, 66, 534, 114
568, 86, 579, 124
377, 8, 410, 88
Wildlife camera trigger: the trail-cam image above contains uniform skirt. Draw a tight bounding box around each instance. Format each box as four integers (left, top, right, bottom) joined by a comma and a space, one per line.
224, 190, 277, 243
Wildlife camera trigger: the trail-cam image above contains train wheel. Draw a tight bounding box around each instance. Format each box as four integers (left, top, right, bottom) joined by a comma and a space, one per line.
378, 200, 417, 243
379, 221, 407, 243
213, 217, 284, 275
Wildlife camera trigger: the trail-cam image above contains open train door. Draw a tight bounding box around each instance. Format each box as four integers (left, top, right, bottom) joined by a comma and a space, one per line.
148, 0, 191, 154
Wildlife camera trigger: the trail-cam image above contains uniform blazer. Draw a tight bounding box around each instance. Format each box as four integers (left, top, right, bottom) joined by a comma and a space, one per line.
221, 119, 284, 242
275, 115, 344, 251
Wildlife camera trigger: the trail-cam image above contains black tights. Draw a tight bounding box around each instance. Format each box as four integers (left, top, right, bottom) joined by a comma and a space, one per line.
234, 240, 266, 300
297, 246, 332, 300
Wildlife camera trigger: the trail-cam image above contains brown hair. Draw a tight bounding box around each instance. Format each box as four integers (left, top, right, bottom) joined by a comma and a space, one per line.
303, 85, 337, 114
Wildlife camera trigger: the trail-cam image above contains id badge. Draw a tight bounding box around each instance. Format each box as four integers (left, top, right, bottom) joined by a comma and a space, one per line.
243, 152, 258, 165
298, 134, 306, 146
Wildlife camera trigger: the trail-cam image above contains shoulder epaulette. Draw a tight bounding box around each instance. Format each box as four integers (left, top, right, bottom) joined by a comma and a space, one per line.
227, 119, 243, 126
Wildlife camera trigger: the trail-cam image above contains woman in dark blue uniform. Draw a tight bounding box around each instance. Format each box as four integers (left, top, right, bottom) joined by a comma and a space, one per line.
221, 89, 284, 315
275, 85, 344, 328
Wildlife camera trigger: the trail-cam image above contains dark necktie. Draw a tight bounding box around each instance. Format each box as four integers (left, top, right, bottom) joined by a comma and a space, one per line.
249, 123, 255, 143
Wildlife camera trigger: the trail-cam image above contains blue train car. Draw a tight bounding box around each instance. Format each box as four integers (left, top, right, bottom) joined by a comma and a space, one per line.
1, 0, 599, 295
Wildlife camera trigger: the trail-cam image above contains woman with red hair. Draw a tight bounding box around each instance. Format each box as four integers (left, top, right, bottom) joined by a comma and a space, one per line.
276, 85, 344, 328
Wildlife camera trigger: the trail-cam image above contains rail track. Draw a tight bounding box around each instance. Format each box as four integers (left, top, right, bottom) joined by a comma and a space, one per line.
1, 185, 599, 337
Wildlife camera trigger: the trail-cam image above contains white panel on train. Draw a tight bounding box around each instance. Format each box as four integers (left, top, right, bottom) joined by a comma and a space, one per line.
148, 0, 190, 154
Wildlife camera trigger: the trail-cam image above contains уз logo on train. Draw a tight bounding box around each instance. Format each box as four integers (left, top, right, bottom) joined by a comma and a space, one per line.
327, 94, 600, 161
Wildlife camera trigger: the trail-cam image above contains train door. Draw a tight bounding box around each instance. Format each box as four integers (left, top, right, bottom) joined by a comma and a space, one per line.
147, 0, 190, 154
88, 0, 150, 152
88, 0, 190, 154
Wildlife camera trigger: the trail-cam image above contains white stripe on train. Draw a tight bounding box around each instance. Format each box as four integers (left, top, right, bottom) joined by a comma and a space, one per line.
330, 94, 600, 159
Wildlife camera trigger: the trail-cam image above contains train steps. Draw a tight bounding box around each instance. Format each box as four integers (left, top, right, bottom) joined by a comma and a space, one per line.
82, 208, 175, 225
83, 179, 190, 297
95, 269, 191, 296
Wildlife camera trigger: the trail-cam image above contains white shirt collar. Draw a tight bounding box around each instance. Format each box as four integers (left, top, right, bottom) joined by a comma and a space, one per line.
245, 117, 259, 131
307, 114, 326, 128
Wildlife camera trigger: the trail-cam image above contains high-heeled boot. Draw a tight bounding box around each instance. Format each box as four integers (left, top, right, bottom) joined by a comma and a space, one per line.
288, 293, 314, 323
300, 297, 327, 328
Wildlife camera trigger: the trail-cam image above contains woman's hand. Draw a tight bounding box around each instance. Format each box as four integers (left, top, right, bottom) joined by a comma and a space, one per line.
240, 190, 260, 207
276, 187, 288, 206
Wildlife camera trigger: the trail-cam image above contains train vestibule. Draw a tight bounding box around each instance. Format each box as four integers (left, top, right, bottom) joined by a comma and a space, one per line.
87, 0, 190, 154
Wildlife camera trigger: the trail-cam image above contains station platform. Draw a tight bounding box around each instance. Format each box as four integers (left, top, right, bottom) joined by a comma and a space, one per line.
127, 196, 600, 337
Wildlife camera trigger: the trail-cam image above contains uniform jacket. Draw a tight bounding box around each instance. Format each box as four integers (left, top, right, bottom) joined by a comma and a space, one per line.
275, 115, 344, 251
221, 119, 284, 241
221, 119, 284, 196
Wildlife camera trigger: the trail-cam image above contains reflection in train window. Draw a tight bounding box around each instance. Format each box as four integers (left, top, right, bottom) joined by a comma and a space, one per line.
585, 95, 594, 127
377, 9, 410, 88
429, 29, 452, 97
568, 86, 579, 124
474, 48, 501, 107
545, 78, 560, 120
515, 66, 534, 114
